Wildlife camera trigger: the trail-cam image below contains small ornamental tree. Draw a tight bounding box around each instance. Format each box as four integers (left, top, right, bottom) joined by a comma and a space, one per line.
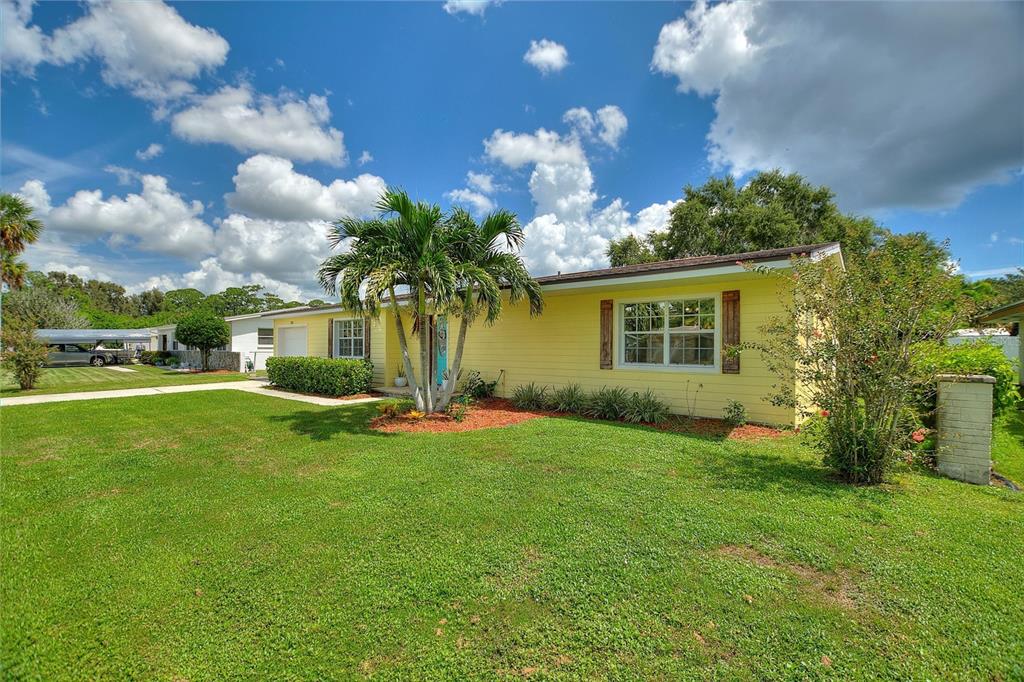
1, 322, 49, 390
748, 237, 972, 485
174, 309, 230, 371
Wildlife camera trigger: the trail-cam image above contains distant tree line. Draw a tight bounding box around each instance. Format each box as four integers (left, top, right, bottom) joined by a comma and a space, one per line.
2, 271, 324, 330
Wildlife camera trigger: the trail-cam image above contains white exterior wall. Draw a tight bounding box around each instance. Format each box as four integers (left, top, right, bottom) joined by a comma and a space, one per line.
229, 317, 275, 371
947, 334, 1019, 363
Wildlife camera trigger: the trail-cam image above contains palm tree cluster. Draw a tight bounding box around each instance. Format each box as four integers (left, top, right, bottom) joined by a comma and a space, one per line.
1, 193, 44, 289
318, 188, 543, 413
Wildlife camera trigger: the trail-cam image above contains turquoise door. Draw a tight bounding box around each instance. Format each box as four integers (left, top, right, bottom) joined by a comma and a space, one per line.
435, 315, 448, 385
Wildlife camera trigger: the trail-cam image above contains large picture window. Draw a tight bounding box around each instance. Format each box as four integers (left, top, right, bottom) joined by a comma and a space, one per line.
334, 319, 364, 358
622, 297, 716, 368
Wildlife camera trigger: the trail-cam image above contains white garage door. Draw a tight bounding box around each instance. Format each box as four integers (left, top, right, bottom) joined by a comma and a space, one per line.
278, 326, 307, 357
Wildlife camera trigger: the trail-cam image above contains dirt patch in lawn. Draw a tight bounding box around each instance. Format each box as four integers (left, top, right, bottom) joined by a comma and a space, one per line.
716, 544, 859, 609
371, 398, 552, 433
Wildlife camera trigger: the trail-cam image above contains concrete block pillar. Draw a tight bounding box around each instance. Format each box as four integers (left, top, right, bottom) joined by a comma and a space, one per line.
935, 374, 994, 485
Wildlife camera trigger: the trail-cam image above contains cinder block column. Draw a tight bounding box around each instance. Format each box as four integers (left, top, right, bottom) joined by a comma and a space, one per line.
935, 374, 994, 485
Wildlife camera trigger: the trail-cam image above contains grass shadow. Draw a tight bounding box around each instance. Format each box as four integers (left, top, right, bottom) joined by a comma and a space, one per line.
267, 403, 391, 442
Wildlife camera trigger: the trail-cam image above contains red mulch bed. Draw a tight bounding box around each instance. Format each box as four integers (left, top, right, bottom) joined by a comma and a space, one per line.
371, 398, 554, 433
370, 398, 787, 439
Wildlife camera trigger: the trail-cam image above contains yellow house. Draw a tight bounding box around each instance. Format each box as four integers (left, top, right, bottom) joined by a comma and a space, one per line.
264, 243, 842, 426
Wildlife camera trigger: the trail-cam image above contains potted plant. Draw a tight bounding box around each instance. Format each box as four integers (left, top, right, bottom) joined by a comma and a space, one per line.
394, 364, 408, 387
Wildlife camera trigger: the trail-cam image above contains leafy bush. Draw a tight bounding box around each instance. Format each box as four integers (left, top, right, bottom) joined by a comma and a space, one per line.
139, 350, 174, 365
461, 370, 497, 399
585, 386, 630, 421
175, 310, 230, 371
912, 340, 1019, 416
1, 323, 48, 390
723, 399, 747, 427
510, 382, 548, 410
267, 356, 374, 396
623, 389, 670, 424
549, 383, 586, 413
165, 355, 180, 367
747, 237, 971, 484
377, 397, 415, 418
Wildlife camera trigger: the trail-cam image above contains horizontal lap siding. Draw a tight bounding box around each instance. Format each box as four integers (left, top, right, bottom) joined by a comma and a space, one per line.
273, 313, 386, 387
449, 275, 794, 425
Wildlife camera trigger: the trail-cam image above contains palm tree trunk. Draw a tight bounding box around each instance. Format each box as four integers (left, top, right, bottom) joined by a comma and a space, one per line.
417, 288, 434, 413
435, 296, 471, 412
389, 287, 422, 410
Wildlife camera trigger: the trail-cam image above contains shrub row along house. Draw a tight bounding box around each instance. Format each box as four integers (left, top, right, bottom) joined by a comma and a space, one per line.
263, 242, 843, 426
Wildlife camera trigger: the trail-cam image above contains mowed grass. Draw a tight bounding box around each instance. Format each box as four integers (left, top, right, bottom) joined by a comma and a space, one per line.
2, 393, 1022, 680
1, 364, 249, 397
993, 410, 1024, 486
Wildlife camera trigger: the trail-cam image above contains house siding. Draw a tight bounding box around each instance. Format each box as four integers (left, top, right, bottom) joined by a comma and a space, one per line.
273, 313, 386, 386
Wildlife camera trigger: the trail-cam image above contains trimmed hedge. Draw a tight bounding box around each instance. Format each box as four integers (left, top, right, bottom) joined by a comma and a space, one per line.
266, 356, 374, 397
912, 340, 1020, 416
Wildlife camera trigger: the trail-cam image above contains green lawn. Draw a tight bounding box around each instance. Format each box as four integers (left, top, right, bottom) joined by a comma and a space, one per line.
2, 393, 1022, 680
993, 410, 1024, 486
1, 364, 249, 397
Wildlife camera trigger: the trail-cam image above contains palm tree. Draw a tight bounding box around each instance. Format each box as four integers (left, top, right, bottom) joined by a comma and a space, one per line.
434, 207, 543, 411
318, 188, 457, 413
1, 193, 44, 289
317, 190, 543, 414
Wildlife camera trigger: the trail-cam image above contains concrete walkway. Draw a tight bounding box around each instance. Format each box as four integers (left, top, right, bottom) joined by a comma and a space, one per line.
1, 380, 381, 408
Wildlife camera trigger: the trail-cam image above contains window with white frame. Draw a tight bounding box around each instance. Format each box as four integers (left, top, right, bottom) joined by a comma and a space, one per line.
334, 319, 364, 358
622, 297, 716, 367
257, 328, 274, 347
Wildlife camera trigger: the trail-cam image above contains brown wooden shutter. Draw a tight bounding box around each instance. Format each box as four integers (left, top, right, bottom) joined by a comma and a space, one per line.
721, 290, 740, 374
327, 318, 334, 358
363, 318, 371, 359
600, 299, 613, 369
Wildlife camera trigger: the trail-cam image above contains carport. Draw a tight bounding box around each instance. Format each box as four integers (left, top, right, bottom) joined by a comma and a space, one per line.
36, 328, 156, 365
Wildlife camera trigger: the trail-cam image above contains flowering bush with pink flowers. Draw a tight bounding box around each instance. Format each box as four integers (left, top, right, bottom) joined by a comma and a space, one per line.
747, 236, 972, 484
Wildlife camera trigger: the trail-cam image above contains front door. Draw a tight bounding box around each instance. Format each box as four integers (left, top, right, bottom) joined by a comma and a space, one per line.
434, 315, 448, 386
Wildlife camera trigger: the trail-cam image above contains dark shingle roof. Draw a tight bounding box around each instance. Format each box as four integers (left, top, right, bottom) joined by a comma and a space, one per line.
533, 242, 841, 285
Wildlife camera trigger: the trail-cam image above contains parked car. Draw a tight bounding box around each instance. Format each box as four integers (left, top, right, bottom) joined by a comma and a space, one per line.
45, 344, 122, 367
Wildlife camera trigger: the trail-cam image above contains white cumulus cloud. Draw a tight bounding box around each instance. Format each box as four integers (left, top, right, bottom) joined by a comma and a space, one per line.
135, 143, 163, 161
43, 175, 215, 258
46, 0, 229, 103
443, 0, 498, 17
446, 188, 495, 216
484, 128, 585, 169
467, 171, 495, 194
651, 0, 1024, 210
1, 0, 48, 74
524, 38, 569, 75
226, 154, 385, 222
483, 108, 673, 274
171, 84, 346, 165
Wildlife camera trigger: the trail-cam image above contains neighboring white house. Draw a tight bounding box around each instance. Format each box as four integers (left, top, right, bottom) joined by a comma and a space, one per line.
223, 312, 276, 371
151, 312, 279, 371
948, 327, 1020, 363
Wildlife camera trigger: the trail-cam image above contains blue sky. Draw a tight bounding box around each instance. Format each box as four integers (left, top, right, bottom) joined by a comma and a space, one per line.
3, 0, 1022, 299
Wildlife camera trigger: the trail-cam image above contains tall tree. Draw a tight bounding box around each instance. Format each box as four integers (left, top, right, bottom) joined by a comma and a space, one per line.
607, 171, 883, 266
607, 234, 657, 267
1, 284, 90, 329
1, 193, 44, 289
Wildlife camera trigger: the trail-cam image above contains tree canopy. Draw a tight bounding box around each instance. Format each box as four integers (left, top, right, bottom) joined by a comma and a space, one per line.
607, 170, 882, 267
1, 193, 44, 289
174, 310, 230, 371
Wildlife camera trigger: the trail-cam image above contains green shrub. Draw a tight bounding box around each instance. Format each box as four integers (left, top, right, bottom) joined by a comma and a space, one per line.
165, 356, 180, 367
377, 397, 415, 418
585, 386, 630, 421
267, 356, 374, 396
912, 340, 1020, 416
624, 389, 670, 424
1, 323, 48, 390
510, 382, 548, 410
549, 383, 586, 413
723, 399, 747, 426
461, 370, 497, 399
